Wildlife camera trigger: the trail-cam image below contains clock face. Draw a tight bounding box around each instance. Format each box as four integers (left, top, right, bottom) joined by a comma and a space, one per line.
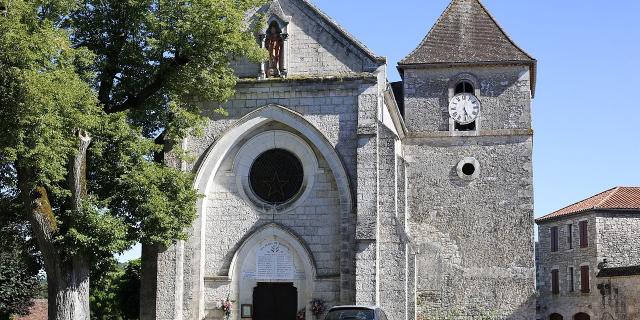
449, 93, 480, 125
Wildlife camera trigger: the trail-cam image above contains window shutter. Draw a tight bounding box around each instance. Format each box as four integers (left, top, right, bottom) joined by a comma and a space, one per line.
580, 266, 590, 293
551, 269, 559, 294
579, 221, 588, 248
551, 226, 558, 252
567, 224, 573, 249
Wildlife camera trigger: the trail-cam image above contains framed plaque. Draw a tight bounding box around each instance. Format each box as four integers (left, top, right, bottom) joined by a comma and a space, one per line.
241, 304, 252, 318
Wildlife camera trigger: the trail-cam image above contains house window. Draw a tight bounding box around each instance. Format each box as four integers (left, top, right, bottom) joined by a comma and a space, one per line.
568, 267, 575, 292
567, 224, 573, 249
580, 266, 590, 293
550, 226, 559, 252
579, 221, 588, 248
453, 81, 476, 131
551, 269, 560, 295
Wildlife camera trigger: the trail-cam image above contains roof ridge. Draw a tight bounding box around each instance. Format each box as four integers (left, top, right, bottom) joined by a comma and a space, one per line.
398, 0, 455, 64
398, 0, 535, 65
473, 0, 535, 60
595, 186, 621, 208
536, 187, 619, 222
296, 0, 384, 62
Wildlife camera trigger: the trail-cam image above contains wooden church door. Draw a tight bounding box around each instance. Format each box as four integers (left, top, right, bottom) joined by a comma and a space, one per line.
253, 282, 297, 320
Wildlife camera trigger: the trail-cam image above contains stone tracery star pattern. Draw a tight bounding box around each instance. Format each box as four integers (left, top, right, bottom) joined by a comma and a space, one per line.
249, 148, 303, 204
261, 171, 289, 199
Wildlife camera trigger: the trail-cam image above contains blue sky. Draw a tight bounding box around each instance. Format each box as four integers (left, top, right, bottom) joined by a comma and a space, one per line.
118, 1, 640, 262
311, 0, 640, 216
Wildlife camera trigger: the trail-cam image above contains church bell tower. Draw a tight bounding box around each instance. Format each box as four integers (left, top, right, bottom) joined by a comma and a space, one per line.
397, 0, 537, 318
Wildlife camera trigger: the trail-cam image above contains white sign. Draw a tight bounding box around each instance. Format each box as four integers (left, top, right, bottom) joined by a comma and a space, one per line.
255, 241, 295, 280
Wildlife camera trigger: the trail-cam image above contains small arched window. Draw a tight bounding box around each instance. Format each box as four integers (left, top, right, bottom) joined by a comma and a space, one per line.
573, 313, 590, 320
549, 313, 564, 320
455, 80, 474, 95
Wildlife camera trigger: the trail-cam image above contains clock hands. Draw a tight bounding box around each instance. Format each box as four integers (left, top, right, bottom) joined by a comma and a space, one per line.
464, 102, 474, 119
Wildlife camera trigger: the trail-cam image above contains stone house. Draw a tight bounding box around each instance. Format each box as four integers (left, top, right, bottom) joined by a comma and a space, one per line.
141, 0, 538, 319
535, 187, 640, 320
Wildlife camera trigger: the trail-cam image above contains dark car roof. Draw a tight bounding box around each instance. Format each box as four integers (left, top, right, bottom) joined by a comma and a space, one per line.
328, 305, 378, 311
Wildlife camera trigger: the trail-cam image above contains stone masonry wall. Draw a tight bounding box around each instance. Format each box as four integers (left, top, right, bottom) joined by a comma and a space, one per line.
280, 0, 374, 76
402, 65, 531, 133
354, 83, 379, 307
232, 0, 378, 79
597, 275, 640, 319
405, 135, 535, 319
377, 126, 407, 320
596, 212, 640, 268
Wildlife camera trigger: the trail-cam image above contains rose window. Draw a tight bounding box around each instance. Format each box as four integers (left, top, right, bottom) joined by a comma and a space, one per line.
249, 149, 304, 204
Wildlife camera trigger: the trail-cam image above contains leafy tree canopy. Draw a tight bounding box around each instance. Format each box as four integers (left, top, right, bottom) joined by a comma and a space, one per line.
0, 0, 266, 269
0, 200, 42, 318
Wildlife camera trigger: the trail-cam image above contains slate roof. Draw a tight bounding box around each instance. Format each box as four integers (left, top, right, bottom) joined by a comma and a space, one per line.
399, 0, 535, 66
597, 265, 640, 278
536, 187, 640, 223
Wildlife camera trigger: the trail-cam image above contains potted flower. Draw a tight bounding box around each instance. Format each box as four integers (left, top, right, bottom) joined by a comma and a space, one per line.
309, 298, 326, 319
296, 308, 306, 320
220, 296, 232, 320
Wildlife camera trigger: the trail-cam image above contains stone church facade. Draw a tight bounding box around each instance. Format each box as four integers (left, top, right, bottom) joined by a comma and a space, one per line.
141, 0, 537, 319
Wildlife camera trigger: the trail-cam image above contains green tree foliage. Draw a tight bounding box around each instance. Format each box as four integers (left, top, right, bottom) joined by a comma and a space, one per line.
118, 260, 141, 320
90, 260, 124, 320
0, 0, 266, 318
90, 259, 141, 320
0, 200, 42, 318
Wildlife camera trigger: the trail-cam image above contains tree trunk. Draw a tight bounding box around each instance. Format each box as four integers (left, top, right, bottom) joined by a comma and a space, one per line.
17, 130, 93, 320
48, 257, 91, 320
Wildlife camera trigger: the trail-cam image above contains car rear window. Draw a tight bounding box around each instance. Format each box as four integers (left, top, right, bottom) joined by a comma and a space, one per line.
324, 309, 375, 320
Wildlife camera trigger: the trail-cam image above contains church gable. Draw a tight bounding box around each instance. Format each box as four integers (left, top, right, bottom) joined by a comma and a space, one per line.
235, 0, 384, 78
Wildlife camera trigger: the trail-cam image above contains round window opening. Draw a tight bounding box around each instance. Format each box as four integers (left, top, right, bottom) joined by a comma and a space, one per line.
462, 163, 476, 176
249, 149, 304, 205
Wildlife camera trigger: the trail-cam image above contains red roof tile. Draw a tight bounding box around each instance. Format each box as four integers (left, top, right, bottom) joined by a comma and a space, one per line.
536, 187, 640, 223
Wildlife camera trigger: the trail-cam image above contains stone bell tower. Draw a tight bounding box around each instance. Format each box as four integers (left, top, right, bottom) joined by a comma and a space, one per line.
397, 0, 537, 318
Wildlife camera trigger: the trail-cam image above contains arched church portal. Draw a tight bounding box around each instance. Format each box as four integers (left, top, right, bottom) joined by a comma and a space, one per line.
192, 105, 353, 320
229, 224, 316, 320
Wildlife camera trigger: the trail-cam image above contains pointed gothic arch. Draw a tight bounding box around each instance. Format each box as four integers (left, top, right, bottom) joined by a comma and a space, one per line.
225, 224, 316, 320
188, 104, 354, 318
228, 222, 318, 279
